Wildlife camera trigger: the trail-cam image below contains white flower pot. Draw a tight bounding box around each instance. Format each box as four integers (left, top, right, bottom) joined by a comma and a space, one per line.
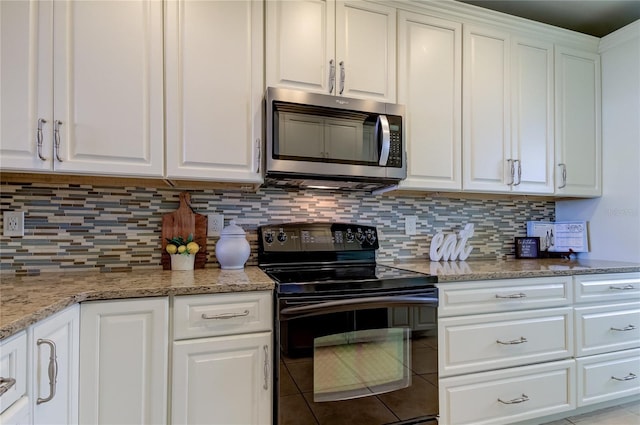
171, 254, 195, 271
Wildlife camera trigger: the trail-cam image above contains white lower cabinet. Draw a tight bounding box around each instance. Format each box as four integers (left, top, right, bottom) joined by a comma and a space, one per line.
79, 298, 168, 425
171, 292, 273, 425
440, 359, 575, 425
30, 304, 79, 425
576, 348, 640, 407
574, 301, 640, 357
439, 307, 573, 377
171, 332, 272, 425
0, 332, 27, 417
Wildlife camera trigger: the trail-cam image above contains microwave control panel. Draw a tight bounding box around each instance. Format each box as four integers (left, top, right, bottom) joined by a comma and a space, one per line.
386, 115, 403, 168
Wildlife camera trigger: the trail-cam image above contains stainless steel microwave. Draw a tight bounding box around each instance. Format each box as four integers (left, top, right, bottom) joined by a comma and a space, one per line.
264, 87, 406, 191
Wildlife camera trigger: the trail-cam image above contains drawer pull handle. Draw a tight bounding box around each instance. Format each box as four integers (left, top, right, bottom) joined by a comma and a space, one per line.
0, 377, 17, 396
495, 293, 526, 299
610, 324, 636, 332
609, 285, 635, 290
201, 310, 250, 320
263, 345, 269, 390
497, 337, 528, 345
612, 373, 637, 382
498, 394, 529, 404
37, 338, 58, 404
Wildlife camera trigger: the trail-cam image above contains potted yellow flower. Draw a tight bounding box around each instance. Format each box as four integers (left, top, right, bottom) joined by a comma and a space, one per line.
165, 234, 200, 270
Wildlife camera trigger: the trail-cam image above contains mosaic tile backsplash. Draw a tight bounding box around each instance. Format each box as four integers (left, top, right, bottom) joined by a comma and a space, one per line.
0, 183, 555, 274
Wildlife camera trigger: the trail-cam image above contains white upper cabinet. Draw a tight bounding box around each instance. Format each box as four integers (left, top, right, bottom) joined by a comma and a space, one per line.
462, 25, 555, 194
462, 25, 511, 193
397, 11, 462, 191
266, 0, 396, 102
266, 0, 335, 94
510, 37, 555, 194
0, 0, 164, 177
165, 0, 263, 183
554, 46, 602, 197
0, 0, 52, 172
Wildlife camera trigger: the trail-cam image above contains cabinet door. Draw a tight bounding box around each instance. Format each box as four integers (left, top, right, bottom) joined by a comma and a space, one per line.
266, 0, 335, 94
554, 46, 602, 197
0, 0, 52, 172
165, 0, 263, 183
52, 0, 163, 177
336, 1, 396, 101
79, 298, 168, 425
397, 11, 462, 191
511, 37, 554, 194
0, 332, 27, 415
462, 25, 511, 193
31, 304, 79, 425
172, 332, 272, 425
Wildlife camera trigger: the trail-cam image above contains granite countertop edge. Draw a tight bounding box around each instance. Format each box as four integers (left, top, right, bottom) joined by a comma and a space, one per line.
0, 267, 275, 341
2, 259, 640, 341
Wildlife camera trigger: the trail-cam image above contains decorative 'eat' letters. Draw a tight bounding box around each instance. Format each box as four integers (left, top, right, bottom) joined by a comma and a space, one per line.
429, 223, 475, 261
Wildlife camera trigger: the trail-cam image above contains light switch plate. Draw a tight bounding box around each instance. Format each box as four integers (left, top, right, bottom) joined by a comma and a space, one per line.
405, 215, 417, 236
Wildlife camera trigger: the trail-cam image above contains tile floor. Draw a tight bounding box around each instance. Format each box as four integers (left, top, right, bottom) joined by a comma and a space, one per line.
541, 400, 640, 425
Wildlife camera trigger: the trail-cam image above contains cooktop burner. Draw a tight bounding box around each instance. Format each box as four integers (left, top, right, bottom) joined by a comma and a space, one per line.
257, 222, 437, 296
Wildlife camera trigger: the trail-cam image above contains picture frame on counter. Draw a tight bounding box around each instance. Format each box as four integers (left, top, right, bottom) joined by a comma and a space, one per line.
515, 237, 540, 259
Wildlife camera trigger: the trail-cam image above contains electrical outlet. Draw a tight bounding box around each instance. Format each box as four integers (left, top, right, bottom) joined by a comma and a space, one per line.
4, 211, 24, 237
208, 214, 224, 237
405, 215, 417, 236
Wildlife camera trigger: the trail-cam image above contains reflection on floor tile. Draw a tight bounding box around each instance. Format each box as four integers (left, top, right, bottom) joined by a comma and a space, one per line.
279, 394, 317, 425
377, 375, 438, 421
541, 401, 640, 425
303, 391, 399, 425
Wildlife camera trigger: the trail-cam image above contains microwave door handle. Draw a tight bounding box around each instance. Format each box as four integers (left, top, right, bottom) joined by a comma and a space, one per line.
377, 115, 391, 166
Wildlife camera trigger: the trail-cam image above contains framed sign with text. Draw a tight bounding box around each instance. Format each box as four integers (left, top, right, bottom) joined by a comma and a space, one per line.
515, 237, 540, 259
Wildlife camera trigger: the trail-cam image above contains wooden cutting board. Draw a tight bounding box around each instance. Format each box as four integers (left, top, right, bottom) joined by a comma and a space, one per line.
161, 192, 208, 269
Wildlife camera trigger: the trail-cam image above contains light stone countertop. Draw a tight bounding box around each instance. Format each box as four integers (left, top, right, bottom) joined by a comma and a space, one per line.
2, 259, 640, 341
0, 267, 274, 340
385, 258, 640, 283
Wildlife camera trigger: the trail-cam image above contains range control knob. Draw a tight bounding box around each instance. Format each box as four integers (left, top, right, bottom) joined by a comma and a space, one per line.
365, 230, 377, 245
264, 232, 274, 245
345, 229, 355, 242
277, 229, 287, 243
355, 229, 365, 244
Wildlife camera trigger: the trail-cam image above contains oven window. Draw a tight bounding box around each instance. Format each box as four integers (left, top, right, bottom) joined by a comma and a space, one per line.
313, 328, 411, 402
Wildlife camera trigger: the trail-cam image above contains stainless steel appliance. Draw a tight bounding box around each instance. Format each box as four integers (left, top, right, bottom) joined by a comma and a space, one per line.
264, 87, 406, 192
258, 223, 439, 425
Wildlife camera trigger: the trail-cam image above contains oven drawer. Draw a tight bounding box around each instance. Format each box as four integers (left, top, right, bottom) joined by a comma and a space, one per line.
0, 331, 27, 415
439, 307, 573, 377
438, 276, 572, 317
173, 291, 272, 340
574, 273, 640, 304
439, 359, 575, 425
574, 301, 640, 357
577, 348, 640, 407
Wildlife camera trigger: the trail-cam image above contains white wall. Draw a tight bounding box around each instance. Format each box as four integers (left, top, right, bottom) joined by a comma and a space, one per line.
556, 20, 640, 263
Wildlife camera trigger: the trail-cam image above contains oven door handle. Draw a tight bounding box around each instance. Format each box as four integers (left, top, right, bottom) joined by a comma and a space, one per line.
280, 295, 438, 318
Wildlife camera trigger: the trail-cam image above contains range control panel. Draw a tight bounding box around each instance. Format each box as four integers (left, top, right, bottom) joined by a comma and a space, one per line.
258, 223, 379, 252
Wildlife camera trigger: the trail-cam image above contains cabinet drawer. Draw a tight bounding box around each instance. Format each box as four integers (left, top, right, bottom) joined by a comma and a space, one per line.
575, 273, 640, 304
575, 301, 640, 356
439, 359, 575, 425
0, 331, 27, 414
174, 291, 272, 340
577, 348, 640, 407
439, 307, 573, 376
438, 276, 572, 317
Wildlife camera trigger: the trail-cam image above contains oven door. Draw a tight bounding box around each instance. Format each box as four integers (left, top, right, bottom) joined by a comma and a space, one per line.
276, 289, 438, 425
